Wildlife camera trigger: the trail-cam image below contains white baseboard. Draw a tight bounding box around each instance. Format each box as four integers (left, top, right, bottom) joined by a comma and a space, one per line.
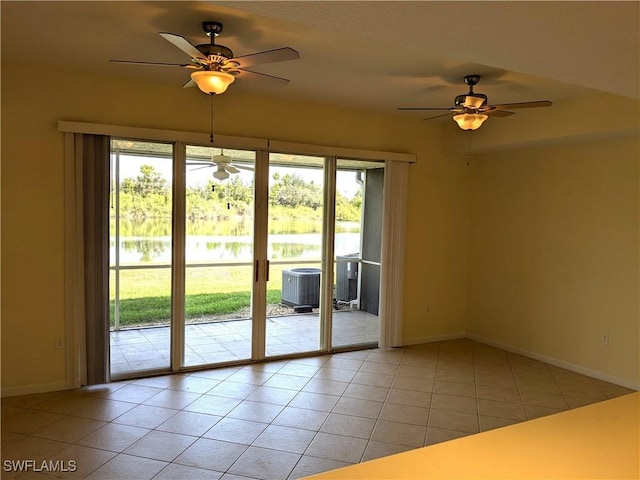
467, 333, 639, 391
1, 381, 72, 398
402, 332, 466, 346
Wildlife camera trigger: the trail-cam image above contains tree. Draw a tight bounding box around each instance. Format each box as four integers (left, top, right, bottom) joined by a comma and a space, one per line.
269, 173, 322, 209
135, 165, 168, 197
120, 177, 136, 195
117, 165, 171, 219
211, 177, 253, 205
336, 190, 361, 221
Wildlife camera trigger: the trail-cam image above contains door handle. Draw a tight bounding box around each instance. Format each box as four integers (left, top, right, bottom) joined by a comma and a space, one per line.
255, 260, 270, 281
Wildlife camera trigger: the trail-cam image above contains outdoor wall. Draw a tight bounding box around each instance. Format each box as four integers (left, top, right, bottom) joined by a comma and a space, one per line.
467, 134, 639, 387
1, 62, 470, 393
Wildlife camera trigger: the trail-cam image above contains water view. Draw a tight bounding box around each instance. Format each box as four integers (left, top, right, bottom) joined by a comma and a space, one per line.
111, 219, 361, 264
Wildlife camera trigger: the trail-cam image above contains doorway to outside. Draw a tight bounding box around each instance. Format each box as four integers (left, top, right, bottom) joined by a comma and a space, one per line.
109, 139, 383, 378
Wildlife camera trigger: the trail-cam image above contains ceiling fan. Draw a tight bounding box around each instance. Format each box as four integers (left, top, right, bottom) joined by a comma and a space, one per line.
111, 21, 299, 95
187, 151, 254, 180
398, 75, 552, 130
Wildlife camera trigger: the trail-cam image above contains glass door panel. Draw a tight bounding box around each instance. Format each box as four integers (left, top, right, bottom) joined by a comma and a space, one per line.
331, 159, 383, 348
108, 140, 391, 378
183, 146, 256, 367
109, 139, 173, 377
266, 154, 325, 357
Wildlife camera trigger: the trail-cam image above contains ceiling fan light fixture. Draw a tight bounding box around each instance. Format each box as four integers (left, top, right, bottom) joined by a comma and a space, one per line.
213, 167, 230, 180
453, 113, 488, 131
191, 70, 235, 94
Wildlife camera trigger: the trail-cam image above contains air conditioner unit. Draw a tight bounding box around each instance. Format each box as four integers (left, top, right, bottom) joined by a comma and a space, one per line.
336, 254, 359, 302
281, 268, 321, 307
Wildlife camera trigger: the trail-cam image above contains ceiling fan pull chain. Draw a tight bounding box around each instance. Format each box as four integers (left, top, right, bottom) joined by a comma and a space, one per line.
467, 131, 473, 166
209, 93, 215, 143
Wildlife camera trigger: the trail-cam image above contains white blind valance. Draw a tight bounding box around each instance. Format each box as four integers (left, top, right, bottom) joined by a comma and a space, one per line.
58, 121, 416, 164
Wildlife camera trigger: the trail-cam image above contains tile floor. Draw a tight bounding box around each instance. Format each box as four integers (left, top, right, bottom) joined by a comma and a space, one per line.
2, 339, 635, 480
111, 310, 379, 376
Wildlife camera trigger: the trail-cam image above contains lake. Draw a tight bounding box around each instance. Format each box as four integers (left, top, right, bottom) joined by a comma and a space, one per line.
111, 219, 361, 264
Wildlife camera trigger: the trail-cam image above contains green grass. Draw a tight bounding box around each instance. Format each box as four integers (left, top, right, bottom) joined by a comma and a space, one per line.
110, 264, 320, 327
111, 289, 282, 327
110, 265, 289, 299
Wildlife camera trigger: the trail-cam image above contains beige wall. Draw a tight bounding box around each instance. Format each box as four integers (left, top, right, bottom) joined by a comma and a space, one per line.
468, 135, 639, 386
402, 143, 472, 342
1, 63, 470, 392
2, 60, 638, 393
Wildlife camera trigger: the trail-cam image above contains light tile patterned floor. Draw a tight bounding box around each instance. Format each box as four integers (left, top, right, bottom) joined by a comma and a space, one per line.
1, 339, 635, 479
111, 311, 379, 375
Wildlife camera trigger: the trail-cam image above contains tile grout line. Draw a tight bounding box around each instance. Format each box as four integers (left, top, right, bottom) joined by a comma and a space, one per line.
506, 351, 530, 422
472, 345, 481, 435
423, 341, 441, 447
355, 347, 403, 464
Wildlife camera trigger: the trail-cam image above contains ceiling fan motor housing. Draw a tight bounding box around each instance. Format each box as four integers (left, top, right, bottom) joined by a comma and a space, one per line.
455, 93, 487, 109
213, 153, 232, 164
456, 75, 487, 109
196, 44, 234, 61
197, 21, 234, 61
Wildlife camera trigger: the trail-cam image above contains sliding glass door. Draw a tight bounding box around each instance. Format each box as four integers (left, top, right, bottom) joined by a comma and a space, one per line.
109, 140, 174, 375
331, 159, 383, 348
265, 153, 325, 357
108, 140, 383, 379
183, 145, 256, 367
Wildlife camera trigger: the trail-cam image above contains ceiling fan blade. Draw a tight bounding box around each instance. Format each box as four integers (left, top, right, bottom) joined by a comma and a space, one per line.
488, 100, 552, 110
159, 32, 209, 62
182, 78, 196, 89
235, 68, 290, 87
423, 112, 454, 121
234, 164, 255, 171
110, 60, 196, 68
187, 164, 214, 171
397, 107, 453, 111
485, 109, 515, 117
226, 165, 240, 174
231, 47, 299, 68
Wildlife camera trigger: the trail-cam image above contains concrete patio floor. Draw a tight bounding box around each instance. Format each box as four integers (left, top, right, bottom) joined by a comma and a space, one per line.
111, 310, 378, 376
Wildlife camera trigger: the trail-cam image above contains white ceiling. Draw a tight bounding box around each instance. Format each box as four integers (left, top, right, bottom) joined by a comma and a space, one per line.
2, 1, 638, 120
